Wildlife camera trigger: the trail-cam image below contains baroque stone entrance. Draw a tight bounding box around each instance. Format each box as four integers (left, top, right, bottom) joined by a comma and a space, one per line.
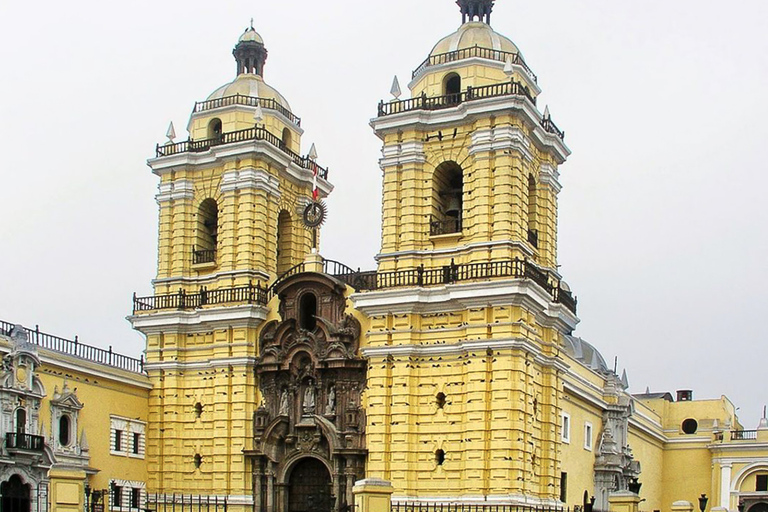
247, 272, 367, 512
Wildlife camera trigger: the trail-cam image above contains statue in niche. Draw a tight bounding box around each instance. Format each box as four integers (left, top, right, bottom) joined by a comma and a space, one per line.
279, 389, 290, 416
303, 380, 316, 415
327, 385, 336, 414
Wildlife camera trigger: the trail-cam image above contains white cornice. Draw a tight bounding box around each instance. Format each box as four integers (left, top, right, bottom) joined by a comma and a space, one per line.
469, 126, 532, 162
380, 141, 427, 167
144, 357, 257, 372
538, 163, 562, 194
151, 269, 271, 286
220, 167, 281, 197
362, 337, 569, 373
156, 179, 195, 204
376, 239, 535, 263
350, 278, 578, 333
408, 58, 542, 97
128, 304, 268, 335
147, 140, 334, 197
370, 95, 570, 164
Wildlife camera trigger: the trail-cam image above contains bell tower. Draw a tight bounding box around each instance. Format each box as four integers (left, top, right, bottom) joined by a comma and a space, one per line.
357, 0, 577, 503
129, 24, 332, 510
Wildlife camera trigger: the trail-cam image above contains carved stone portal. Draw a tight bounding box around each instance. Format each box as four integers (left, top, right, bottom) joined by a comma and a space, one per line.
248, 273, 366, 512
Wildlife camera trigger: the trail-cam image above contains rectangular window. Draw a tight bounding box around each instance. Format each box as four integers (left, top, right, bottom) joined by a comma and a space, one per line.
131, 488, 140, 509
584, 422, 593, 451
112, 485, 122, 510
114, 430, 122, 452
757, 474, 768, 492
133, 433, 140, 454
562, 412, 571, 443
560, 472, 568, 503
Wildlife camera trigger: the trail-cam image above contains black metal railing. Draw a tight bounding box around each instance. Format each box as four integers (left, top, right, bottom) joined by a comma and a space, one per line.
145, 494, 228, 512
6, 432, 45, 451
731, 429, 758, 440
134, 257, 576, 314
528, 229, 539, 248
192, 248, 216, 265
0, 320, 145, 374
541, 117, 565, 140
430, 215, 462, 236
393, 503, 567, 512
412, 45, 538, 83
193, 94, 301, 126
155, 126, 329, 180
378, 80, 536, 117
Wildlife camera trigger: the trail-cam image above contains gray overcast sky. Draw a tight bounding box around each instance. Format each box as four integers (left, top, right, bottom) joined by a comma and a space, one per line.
1, 0, 766, 427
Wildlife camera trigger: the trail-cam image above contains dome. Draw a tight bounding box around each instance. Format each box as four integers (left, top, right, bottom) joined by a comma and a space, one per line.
562, 335, 609, 373
429, 21, 520, 57
207, 73, 292, 112
239, 26, 263, 44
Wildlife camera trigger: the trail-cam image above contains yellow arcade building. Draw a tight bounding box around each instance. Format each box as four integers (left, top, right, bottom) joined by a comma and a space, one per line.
3, 2, 768, 512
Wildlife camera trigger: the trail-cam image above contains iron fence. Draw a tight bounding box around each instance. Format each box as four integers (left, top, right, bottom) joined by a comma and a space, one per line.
412, 45, 537, 83
392, 503, 568, 512
145, 494, 228, 512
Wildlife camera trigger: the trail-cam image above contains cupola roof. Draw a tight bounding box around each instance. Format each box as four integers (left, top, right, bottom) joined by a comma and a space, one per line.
206, 73, 292, 111
239, 25, 264, 44
429, 20, 520, 57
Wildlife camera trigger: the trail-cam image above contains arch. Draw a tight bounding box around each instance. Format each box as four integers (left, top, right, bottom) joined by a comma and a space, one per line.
732, 462, 768, 491
207, 118, 223, 140
1, 475, 31, 512
431, 161, 463, 235
58, 415, 71, 446
14, 409, 26, 433
282, 127, 293, 151
286, 457, 333, 512
443, 72, 462, 103
748, 505, 768, 512
195, 199, 218, 264
276, 210, 293, 275
527, 174, 539, 247
299, 293, 317, 331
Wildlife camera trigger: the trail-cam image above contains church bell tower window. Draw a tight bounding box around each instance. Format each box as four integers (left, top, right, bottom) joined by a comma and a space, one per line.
431, 161, 463, 235
207, 118, 222, 140
299, 293, 317, 331
281, 128, 292, 150
443, 73, 462, 104
195, 199, 218, 265
15, 408, 26, 433
276, 210, 293, 275
58, 415, 71, 446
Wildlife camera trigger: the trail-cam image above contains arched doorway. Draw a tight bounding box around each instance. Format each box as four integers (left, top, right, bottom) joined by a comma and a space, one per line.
1, 475, 31, 512
288, 458, 332, 512
748, 504, 768, 512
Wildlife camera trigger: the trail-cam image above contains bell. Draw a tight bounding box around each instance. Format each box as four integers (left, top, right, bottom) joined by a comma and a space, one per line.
445, 194, 462, 218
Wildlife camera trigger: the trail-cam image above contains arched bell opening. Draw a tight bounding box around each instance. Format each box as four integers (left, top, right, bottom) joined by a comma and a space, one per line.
207, 118, 223, 140
527, 173, 539, 248
1, 475, 31, 512
277, 210, 293, 275
443, 73, 462, 105
299, 293, 317, 332
194, 199, 218, 265
282, 128, 293, 151
286, 457, 333, 512
430, 161, 463, 235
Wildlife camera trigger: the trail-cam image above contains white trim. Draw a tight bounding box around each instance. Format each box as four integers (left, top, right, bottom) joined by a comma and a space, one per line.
370, 95, 570, 164
584, 421, 593, 451
380, 141, 427, 167
376, 239, 536, 263
128, 304, 268, 335
349, 278, 578, 333
220, 167, 281, 197
144, 357, 257, 372
408, 57, 542, 96
469, 126, 532, 161
561, 411, 571, 444
731, 462, 768, 492
539, 163, 562, 194
156, 179, 195, 203
151, 269, 271, 286
34, 350, 150, 388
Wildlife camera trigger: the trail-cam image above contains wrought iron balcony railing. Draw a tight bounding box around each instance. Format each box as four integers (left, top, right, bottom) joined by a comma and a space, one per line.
133, 258, 577, 315
731, 429, 758, 440
155, 126, 329, 180
430, 215, 462, 236
412, 45, 538, 83
6, 432, 45, 451
541, 116, 565, 140
192, 248, 216, 265
378, 80, 535, 117
193, 94, 301, 127
0, 320, 145, 374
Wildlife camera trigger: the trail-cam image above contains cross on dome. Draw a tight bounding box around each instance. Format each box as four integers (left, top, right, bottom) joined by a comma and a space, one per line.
456, 0, 495, 25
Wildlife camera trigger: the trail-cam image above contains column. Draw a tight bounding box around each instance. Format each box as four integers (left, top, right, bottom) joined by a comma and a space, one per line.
720, 463, 732, 509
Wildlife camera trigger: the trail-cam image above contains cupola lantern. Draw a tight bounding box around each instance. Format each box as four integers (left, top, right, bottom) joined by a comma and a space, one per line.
233, 21, 268, 76
456, 0, 495, 24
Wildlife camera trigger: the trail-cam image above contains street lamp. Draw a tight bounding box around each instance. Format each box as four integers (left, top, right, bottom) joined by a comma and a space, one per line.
628, 478, 642, 494
699, 494, 709, 512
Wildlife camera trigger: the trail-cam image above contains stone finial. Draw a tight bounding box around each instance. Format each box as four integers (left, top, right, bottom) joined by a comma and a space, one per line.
308, 143, 318, 161
390, 76, 402, 100
253, 102, 264, 124
503, 56, 514, 77
166, 121, 176, 142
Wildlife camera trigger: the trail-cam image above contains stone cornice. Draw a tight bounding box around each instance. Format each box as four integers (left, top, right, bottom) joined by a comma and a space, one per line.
220, 167, 281, 197
128, 304, 268, 335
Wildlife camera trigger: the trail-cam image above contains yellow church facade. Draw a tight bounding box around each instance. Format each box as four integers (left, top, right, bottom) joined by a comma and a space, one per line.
2, 2, 767, 512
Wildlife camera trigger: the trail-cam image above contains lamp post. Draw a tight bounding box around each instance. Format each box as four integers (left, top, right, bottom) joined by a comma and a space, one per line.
628, 478, 642, 494
699, 494, 709, 512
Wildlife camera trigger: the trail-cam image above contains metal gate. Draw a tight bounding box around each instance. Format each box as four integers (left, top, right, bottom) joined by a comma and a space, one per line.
288, 458, 332, 512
